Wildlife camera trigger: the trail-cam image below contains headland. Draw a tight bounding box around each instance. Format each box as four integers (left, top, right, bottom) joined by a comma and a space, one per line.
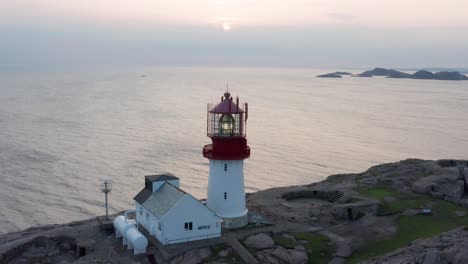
2, 159, 468, 264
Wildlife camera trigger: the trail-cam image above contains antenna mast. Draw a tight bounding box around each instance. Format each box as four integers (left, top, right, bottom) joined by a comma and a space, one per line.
100, 180, 113, 219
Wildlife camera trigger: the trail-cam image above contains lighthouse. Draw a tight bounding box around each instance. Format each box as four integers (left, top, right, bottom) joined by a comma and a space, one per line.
203, 91, 250, 229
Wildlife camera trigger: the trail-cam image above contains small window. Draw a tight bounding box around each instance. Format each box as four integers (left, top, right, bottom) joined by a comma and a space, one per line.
139, 210, 143, 216
184, 222, 193, 231
224, 164, 227, 171
146, 212, 149, 220
224, 192, 227, 200
198, 225, 211, 230
158, 223, 161, 231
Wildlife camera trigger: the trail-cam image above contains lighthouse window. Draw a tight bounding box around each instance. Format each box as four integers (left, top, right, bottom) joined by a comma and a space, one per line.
184, 222, 193, 231
224, 164, 227, 171
219, 114, 235, 136
224, 192, 227, 199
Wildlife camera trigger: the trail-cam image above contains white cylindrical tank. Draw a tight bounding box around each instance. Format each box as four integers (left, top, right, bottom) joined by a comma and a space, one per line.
125, 226, 148, 255
113, 215, 135, 243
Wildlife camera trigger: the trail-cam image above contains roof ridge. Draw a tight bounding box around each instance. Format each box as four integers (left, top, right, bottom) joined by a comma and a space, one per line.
164, 181, 188, 194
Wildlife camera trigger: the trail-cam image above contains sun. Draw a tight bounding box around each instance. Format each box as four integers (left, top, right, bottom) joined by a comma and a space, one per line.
222, 23, 231, 31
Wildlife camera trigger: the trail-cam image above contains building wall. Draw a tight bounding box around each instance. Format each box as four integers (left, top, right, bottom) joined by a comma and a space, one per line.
162, 196, 221, 245
207, 159, 247, 218
135, 202, 165, 242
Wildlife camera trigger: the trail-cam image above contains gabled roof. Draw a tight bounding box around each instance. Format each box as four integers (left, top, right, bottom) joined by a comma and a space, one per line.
141, 182, 186, 219
134, 188, 152, 205
145, 174, 179, 182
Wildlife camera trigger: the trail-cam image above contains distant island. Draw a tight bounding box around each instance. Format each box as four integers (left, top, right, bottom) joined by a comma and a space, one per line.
317, 72, 352, 78
318, 67, 468, 80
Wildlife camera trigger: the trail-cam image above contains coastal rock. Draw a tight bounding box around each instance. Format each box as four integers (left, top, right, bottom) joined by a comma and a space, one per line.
362, 227, 468, 264
218, 248, 232, 257
244, 233, 275, 250
422, 250, 442, 264
256, 245, 307, 264
412, 173, 464, 199
331, 201, 378, 221
289, 246, 308, 264
170, 247, 212, 264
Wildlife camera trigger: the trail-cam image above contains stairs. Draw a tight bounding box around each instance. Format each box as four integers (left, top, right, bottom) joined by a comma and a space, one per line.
327, 191, 344, 203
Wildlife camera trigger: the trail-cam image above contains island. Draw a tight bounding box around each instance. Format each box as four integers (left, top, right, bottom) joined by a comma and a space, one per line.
317, 68, 468, 80
357, 68, 468, 80
2, 159, 468, 264
317, 72, 352, 78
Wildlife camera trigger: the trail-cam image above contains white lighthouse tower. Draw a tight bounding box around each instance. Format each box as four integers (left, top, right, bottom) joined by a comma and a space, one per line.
203, 92, 250, 229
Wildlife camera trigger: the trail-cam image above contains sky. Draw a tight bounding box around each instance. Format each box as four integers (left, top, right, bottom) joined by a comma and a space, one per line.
1, 0, 468, 71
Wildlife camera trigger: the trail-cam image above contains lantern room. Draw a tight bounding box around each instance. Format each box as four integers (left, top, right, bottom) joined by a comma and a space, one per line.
207, 92, 248, 138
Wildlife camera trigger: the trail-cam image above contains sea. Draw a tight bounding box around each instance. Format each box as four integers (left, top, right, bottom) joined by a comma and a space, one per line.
1, 67, 468, 234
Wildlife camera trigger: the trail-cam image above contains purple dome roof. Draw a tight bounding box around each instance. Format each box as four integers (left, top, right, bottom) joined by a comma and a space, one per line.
209, 92, 244, 114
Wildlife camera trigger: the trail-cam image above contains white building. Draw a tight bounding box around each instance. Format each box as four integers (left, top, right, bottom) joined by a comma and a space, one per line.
133, 174, 222, 245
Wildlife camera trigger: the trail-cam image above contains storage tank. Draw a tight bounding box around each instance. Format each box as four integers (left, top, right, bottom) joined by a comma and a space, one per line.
113, 215, 136, 245
125, 226, 148, 254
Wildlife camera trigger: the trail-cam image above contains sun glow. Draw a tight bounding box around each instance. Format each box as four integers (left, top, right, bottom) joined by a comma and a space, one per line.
223, 23, 231, 31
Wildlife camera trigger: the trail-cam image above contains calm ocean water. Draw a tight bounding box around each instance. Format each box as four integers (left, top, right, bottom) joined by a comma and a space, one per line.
1, 67, 468, 234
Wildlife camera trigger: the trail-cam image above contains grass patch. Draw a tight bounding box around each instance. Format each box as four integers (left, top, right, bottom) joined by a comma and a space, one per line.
358, 186, 397, 200
273, 235, 297, 249
348, 188, 468, 263
294, 232, 334, 264
357, 186, 428, 215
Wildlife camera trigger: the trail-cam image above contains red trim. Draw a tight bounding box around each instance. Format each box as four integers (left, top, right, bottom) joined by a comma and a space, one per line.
202, 137, 250, 160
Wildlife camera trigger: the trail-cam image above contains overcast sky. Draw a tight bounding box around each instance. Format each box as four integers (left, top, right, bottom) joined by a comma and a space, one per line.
2, 0, 468, 71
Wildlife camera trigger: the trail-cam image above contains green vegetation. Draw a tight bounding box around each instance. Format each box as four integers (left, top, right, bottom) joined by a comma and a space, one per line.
273, 232, 334, 264
273, 235, 296, 249
358, 186, 398, 200
350, 186, 468, 263
357, 185, 428, 215
295, 232, 334, 264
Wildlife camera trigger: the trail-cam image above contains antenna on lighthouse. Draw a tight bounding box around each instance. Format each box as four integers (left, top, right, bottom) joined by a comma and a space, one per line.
100, 179, 113, 220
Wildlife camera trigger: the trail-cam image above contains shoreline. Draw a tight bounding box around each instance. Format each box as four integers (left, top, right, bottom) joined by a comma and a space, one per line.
2, 158, 468, 264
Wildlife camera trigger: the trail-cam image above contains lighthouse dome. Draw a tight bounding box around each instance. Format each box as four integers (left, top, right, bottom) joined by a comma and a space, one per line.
209, 93, 244, 114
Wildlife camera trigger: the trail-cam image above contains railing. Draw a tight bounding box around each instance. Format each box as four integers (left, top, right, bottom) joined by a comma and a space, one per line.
207, 103, 247, 138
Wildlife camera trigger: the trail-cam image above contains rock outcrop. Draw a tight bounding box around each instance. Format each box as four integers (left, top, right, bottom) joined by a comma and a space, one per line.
170, 248, 212, 264
244, 233, 275, 250
331, 201, 379, 221
256, 245, 308, 264
361, 227, 468, 264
